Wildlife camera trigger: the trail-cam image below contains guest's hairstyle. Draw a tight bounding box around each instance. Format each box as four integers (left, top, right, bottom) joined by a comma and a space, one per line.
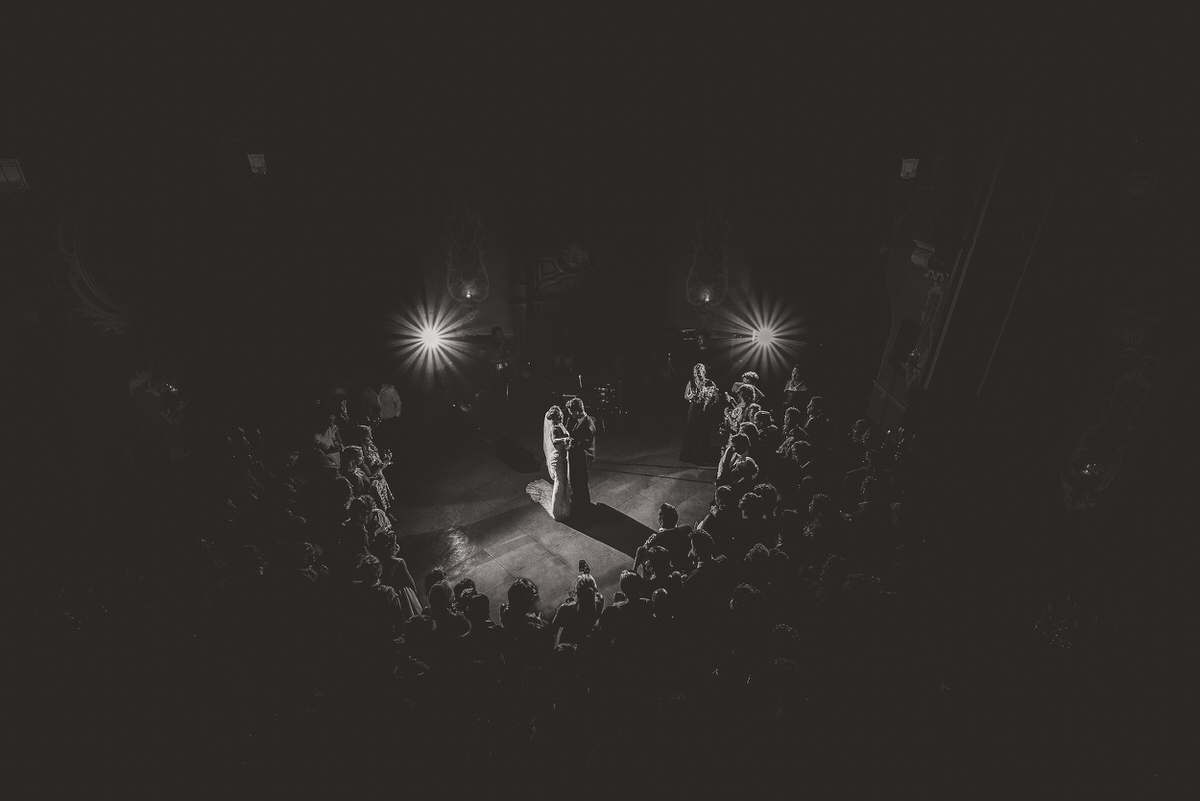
690, 529, 716, 560
809, 493, 837, 518
403, 614, 437, 644
566, 397, 585, 415
651, 587, 670, 615
790, 440, 814, 463
369, 529, 398, 559
741, 371, 760, 385
354, 553, 383, 583
731, 433, 751, 453
744, 406, 762, 426
737, 385, 756, 404
753, 483, 779, 505
427, 580, 455, 615
424, 567, 447, 595
575, 573, 599, 617
356, 424, 373, 440
619, 569, 643, 600
342, 446, 364, 464
693, 363, 707, 384
453, 577, 477, 603
507, 577, 539, 612
546, 406, 563, 422
713, 485, 735, 510
731, 583, 768, 614
739, 492, 766, 517
348, 496, 374, 520
807, 395, 825, 413
783, 407, 803, 431
754, 411, 773, 428
464, 593, 491, 624
658, 503, 679, 528
643, 546, 672, 578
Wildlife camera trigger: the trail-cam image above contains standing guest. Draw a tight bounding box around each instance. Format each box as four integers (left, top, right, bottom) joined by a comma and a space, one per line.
680, 363, 722, 465
368, 529, 421, 619
781, 366, 811, 416
564, 397, 596, 515
354, 426, 395, 512
312, 410, 343, 476
374, 379, 403, 451
359, 381, 383, 424
731, 371, 766, 407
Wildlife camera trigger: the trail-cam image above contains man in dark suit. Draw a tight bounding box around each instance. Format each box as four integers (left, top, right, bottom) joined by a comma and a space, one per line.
565, 397, 596, 514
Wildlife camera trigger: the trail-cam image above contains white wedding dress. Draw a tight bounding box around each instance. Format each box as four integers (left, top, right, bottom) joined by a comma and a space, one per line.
544, 417, 573, 520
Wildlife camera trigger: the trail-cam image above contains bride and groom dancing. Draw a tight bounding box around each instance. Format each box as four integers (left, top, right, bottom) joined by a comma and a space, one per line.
542, 398, 596, 522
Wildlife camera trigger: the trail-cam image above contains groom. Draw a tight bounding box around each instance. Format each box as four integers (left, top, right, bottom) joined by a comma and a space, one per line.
564, 397, 596, 515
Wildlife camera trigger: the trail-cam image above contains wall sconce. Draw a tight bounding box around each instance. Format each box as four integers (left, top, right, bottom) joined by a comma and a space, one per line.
900, 158, 919, 180
246, 153, 267, 175
0, 158, 29, 193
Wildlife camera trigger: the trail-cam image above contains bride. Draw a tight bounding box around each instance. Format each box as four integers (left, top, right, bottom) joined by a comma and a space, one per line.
543, 405, 573, 521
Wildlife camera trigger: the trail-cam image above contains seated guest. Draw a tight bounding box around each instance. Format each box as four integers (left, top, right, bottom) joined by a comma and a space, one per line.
634, 546, 675, 594
800, 396, 836, 451
717, 433, 759, 497
550, 573, 605, 647
459, 593, 507, 665
346, 553, 410, 644
426, 579, 471, 639
500, 578, 552, 666
330, 496, 376, 577
682, 529, 732, 619
774, 509, 805, 558
839, 450, 894, 509
599, 570, 655, 654
698, 485, 742, 556
635, 503, 694, 574
738, 491, 780, 556
801, 494, 850, 569
756, 411, 784, 454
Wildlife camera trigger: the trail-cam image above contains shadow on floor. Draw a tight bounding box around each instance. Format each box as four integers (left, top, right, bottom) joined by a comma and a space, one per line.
564, 503, 653, 559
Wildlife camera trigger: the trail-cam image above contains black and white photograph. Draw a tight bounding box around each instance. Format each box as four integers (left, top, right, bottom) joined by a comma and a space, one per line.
2, 4, 1194, 796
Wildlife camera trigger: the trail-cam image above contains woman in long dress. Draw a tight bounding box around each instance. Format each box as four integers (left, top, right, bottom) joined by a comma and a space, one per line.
544, 406, 573, 521
680, 363, 722, 465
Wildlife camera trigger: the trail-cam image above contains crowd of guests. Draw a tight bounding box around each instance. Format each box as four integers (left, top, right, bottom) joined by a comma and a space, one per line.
34, 363, 928, 776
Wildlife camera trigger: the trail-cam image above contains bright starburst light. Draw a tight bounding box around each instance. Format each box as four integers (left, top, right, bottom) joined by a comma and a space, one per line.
386, 293, 477, 389
705, 292, 810, 377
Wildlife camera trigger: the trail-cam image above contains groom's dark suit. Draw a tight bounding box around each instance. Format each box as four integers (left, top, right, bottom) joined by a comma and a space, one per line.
566, 412, 596, 511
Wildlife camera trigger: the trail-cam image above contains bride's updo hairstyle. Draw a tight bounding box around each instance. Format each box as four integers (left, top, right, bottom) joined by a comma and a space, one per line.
546, 406, 563, 423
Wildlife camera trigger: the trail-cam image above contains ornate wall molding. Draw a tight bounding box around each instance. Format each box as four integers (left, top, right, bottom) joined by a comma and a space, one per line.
685, 202, 732, 310
444, 200, 489, 304
48, 216, 129, 334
